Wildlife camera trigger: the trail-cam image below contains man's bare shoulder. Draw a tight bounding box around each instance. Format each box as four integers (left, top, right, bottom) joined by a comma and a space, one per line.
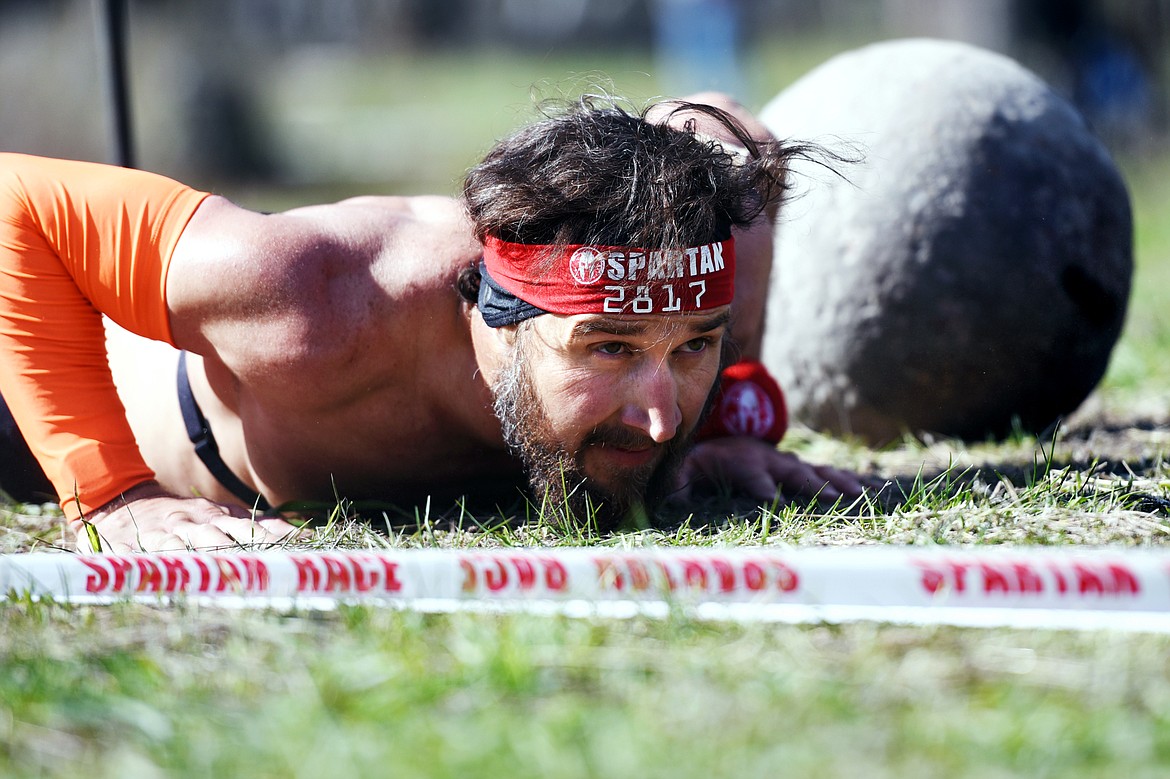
170, 194, 474, 317
324, 193, 463, 222
268, 193, 479, 284
167, 192, 482, 382
282, 193, 458, 226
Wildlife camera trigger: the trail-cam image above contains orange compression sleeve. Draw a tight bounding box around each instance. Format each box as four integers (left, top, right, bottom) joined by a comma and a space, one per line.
0, 153, 210, 516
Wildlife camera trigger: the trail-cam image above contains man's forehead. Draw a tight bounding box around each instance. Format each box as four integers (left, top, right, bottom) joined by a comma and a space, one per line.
562, 306, 732, 338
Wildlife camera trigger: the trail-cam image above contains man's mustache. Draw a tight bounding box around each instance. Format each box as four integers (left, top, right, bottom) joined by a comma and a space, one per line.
582, 425, 660, 452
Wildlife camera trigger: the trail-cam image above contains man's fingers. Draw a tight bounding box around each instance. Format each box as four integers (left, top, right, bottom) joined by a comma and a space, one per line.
131, 527, 198, 553
815, 468, 894, 502
676, 437, 890, 509
806, 480, 843, 503
74, 491, 310, 552
172, 521, 243, 552
813, 465, 867, 499
763, 455, 876, 504
765, 455, 836, 501
257, 516, 311, 542
739, 469, 784, 503
210, 515, 307, 546
80, 517, 305, 554
74, 532, 135, 555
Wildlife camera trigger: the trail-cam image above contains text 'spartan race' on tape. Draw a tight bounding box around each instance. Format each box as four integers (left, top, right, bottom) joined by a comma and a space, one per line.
4, 546, 1170, 632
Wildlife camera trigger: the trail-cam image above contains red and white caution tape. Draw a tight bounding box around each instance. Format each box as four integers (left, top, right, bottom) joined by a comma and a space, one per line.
4, 546, 1170, 632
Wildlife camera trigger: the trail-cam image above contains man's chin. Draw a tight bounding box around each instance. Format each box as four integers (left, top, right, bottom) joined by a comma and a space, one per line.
547, 448, 682, 532
521, 465, 640, 534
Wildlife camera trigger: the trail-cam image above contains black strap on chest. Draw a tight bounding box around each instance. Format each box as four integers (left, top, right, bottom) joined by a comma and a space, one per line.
177, 351, 272, 512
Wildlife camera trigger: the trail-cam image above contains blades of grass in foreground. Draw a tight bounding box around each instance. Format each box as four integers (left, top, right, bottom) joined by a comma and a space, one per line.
4, 598, 1170, 779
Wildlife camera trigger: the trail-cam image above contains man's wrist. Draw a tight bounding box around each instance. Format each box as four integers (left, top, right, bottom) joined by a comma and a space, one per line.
69, 480, 163, 527
697, 360, 788, 444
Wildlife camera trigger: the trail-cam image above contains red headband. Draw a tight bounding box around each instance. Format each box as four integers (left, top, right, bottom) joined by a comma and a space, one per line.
481, 235, 735, 317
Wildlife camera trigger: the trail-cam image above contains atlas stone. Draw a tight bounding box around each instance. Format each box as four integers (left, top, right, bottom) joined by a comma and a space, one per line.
759, 38, 1133, 444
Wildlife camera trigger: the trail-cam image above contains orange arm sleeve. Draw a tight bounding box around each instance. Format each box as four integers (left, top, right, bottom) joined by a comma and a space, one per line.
0, 153, 209, 516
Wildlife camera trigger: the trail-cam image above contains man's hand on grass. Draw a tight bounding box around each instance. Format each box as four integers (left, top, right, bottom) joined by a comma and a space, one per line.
673, 436, 887, 507
69, 482, 305, 553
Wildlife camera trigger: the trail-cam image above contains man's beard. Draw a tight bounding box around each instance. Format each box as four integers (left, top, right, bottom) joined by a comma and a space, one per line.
490, 337, 693, 532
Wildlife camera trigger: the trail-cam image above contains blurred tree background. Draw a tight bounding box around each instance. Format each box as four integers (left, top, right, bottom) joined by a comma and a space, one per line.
0, 0, 1164, 208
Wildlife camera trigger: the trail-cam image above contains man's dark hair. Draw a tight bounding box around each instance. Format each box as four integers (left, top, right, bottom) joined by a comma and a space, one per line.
458, 95, 833, 303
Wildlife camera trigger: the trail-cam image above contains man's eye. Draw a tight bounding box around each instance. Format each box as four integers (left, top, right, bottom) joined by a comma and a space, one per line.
597, 342, 627, 356
681, 338, 711, 353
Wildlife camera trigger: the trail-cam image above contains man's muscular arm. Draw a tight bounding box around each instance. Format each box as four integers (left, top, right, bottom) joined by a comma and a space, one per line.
0, 154, 300, 551
0, 154, 202, 515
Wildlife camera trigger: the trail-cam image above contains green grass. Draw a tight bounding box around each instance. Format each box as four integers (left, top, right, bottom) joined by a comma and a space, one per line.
4, 604, 1170, 779
1100, 155, 1170, 395
5, 35, 1170, 778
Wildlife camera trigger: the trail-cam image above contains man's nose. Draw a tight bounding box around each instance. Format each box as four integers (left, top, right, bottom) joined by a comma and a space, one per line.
620, 363, 682, 443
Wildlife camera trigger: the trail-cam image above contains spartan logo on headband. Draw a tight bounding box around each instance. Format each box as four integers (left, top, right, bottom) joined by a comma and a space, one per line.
569, 247, 606, 285
482, 235, 736, 320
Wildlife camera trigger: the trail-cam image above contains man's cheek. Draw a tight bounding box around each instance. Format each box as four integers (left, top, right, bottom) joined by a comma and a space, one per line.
686, 371, 723, 422
546, 392, 620, 438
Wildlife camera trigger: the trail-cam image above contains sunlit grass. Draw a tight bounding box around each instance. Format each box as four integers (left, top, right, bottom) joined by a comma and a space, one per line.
4, 600, 1170, 779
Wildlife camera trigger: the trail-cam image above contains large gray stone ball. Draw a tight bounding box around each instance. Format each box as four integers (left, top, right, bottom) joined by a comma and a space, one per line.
759, 38, 1132, 444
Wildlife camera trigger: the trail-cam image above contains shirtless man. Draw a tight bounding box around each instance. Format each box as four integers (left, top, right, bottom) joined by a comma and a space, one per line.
0, 92, 866, 553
